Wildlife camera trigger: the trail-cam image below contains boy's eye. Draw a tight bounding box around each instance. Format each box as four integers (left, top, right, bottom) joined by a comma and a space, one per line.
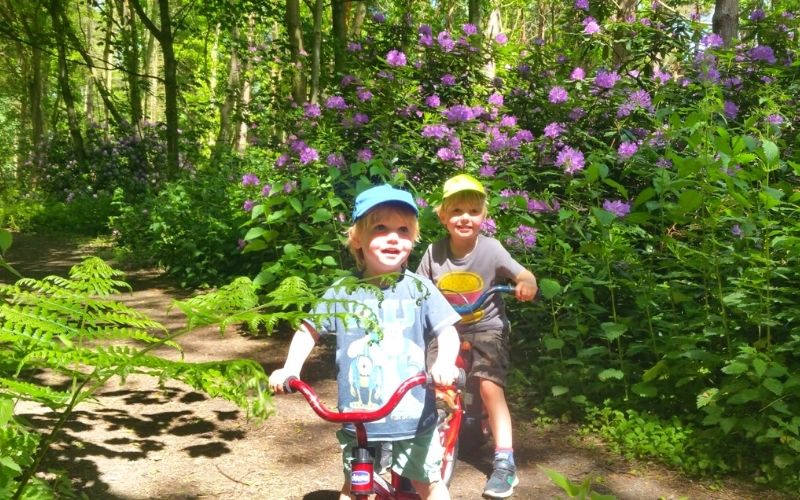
374, 224, 387, 231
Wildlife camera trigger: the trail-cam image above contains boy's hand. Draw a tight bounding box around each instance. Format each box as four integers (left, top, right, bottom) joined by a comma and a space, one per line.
268, 368, 297, 394
429, 362, 459, 386
515, 279, 538, 302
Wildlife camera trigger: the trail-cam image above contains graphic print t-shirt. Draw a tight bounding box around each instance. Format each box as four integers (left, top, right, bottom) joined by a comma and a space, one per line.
416, 234, 525, 334
309, 270, 461, 440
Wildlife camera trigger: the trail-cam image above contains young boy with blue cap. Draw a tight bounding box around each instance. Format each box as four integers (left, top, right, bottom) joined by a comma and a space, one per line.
270, 184, 461, 500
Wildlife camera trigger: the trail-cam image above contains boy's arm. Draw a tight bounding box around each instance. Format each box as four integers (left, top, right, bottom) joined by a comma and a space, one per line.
268, 322, 320, 393
429, 325, 460, 385
514, 269, 538, 302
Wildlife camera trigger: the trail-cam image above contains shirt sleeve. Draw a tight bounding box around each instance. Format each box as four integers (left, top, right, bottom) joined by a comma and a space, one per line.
490, 238, 526, 282
415, 244, 433, 278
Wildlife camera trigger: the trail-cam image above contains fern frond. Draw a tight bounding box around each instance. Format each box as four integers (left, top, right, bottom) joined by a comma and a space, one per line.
0, 376, 72, 409
66, 257, 131, 295
173, 276, 261, 331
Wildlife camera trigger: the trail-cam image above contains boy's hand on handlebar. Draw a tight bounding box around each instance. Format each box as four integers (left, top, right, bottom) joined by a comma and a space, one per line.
268, 368, 297, 394
515, 279, 538, 302
429, 362, 460, 386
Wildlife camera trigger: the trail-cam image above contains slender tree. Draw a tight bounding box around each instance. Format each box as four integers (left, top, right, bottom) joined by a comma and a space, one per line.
130, 0, 180, 175
286, 0, 307, 104
712, 0, 739, 47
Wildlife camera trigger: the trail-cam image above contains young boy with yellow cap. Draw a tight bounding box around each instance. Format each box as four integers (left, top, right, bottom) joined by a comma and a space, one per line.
416, 174, 538, 498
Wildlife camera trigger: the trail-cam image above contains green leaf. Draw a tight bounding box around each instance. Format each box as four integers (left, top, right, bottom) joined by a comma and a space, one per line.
283, 243, 299, 256
0, 229, 11, 252
696, 388, 718, 408
722, 361, 748, 375
677, 189, 702, 213
762, 139, 779, 165
642, 360, 667, 382
600, 322, 627, 342
0, 455, 21, 473
288, 197, 303, 214
538, 278, 561, 299
774, 454, 795, 469
762, 377, 783, 396
543, 337, 565, 350
267, 209, 287, 223
598, 368, 624, 381
759, 187, 784, 209
311, 208, 333, 223
631, 382, 657, 397
551, 385, 569, 396
591, 207, 616, 226
322, 256, 338, 267
752, 358, 767, 378
727, 388, 759, 405
244, 227, 266, 241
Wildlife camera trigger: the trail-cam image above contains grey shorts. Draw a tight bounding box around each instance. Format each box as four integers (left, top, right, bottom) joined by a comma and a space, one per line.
427, 329, 510, 387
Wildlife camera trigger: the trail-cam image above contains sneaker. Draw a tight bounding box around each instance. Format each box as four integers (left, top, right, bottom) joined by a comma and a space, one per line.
483, 458, 519, 498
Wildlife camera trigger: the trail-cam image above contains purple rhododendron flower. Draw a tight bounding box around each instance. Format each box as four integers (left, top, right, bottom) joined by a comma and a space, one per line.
415, 197, 429, 209
543, 122, 565, 138
419, 33, 434, 47
341, 75, 356, 86
731, 224, 743, 237
766, 114, 784, 125
242, 173, 260, 186
261, 184, 272, 197
443, 105, 475, 122
556, 146, 585, 174
701, 33, 724, 48
481, 218, 497, 236
603, 199, 631, 217
425, 94, 441, 107
488, 92, 504, 106
516, 225, 538, 247
357, 88, 373, 101
275, 153, 289, 167
437, 31, 455, 52
284, 181, 297, 193
436, 147, 459, 162
419, 24, 433, 37
499, 115, 517, 128
749, 45, 776, 63
299, 146, 319, 165
441, 74, 456, 86
462, 23, 478, 35
480, 164, 497, 177
583, 17, 601, 34
548, 86, 569, 104
570, 67, 585, 80
357, 148, 373, 162
654, 69, 671, 84
618, 141, 638, 159
595, 69, 620, 89
327, 153, 345, 168
386, 49, 407, 67
243, 199, 255, 212
372, 12, 385, 23
749, 9, 765, 21
422, 124, 451, 139
515, 129, 534, 142
575, 0, 589, 10
495, 33, 508, 44
304, 103, 321, 118
346, 42, 362, 52
325, 96, 347, 110
723, 101, 739, 119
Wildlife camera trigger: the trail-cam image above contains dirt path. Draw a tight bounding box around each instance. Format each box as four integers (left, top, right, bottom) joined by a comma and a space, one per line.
2, 233, 790, 499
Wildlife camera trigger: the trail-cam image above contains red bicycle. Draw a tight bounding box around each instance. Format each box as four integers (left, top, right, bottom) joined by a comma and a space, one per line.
284, 372, 464, 499
447, 284, 515, 452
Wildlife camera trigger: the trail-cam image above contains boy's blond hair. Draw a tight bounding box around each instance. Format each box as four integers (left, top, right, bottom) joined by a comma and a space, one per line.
435, 190, 488, 218
346, 202, 420, 271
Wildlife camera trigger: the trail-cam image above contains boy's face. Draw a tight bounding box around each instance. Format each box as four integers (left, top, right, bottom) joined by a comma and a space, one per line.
439, 199, 485, 244
352, 206, 415, 277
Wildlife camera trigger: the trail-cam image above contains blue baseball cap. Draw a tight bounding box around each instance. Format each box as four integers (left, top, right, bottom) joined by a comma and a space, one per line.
352, 184, 419, 221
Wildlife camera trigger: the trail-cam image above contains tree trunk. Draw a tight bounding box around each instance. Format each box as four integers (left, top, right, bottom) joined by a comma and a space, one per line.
103, 2, 115, 135
144, 0, 160, 123
468, 0, 482, 27
484, 8, 503, 79
215, 24, 241, 155
286, 0, 307, 104
48, 0, 86, 162
331, 0, 346, 76
82, 2, 95, 123
712, 0, 739, 47
236, 17, 255, 153
310, 0, 323, 103
349, 1, 365, 38
116, 0, 143, 133
130, 0, 180, 176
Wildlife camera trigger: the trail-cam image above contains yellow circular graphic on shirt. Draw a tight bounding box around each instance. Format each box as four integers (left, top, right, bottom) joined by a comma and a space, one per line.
438, 272, 484, 324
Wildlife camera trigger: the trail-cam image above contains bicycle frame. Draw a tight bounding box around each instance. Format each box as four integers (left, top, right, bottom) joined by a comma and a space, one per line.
286, 372, 462, 500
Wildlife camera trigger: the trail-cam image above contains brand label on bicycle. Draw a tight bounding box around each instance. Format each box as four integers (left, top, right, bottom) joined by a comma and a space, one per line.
352, 470, 370, 485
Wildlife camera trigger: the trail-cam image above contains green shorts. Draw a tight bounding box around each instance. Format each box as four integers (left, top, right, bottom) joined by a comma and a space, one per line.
336, 426, 443, 484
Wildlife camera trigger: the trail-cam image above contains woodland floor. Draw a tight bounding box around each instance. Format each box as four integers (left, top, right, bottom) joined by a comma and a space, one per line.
2, 232, 793, 500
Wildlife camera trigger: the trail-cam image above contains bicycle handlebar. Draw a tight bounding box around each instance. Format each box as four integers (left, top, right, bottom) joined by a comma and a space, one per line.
284, 370, 466, 424
452, 284, 514, 315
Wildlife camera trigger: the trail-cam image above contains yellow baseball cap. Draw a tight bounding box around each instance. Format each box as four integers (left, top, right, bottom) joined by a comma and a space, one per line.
442, 174, 485, 199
